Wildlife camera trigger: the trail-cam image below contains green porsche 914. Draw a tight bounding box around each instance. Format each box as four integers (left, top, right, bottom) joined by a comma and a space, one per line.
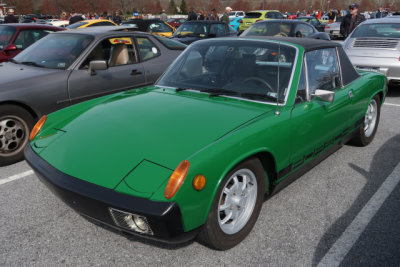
25, 37, 387, 250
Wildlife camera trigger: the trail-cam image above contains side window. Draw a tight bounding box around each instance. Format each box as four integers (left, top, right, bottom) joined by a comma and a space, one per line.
305, 48, 340, 97
80, 37, 138, 69
14, 29, 51, 49
210, 24, 227, 37
296, 62, 307, 103
275, 13, 284, 19
136, 37, 161, 61
295, 24, 314, 37
265, 12, 275, 19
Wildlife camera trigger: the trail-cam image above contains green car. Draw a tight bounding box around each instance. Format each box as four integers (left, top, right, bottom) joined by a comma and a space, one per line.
25, 37, 386, 250
238, 10, 284, 32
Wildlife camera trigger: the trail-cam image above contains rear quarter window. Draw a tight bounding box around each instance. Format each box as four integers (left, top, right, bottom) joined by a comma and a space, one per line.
244, 12, 262, 19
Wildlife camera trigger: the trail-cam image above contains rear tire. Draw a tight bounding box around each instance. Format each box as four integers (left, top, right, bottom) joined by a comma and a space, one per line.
0, 105, 35, 166
197, 158, 265, 250
351, 95, 380, 146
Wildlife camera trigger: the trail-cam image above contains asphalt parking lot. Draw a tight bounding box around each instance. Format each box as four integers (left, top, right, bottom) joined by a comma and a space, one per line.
1, 88, 399, 266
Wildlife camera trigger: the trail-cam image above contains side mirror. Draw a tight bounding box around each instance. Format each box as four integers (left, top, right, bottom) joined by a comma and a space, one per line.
312, 89, 335, 102
3, 44, 17, 53
208, 33, 217, 38
88, 60, 108, 75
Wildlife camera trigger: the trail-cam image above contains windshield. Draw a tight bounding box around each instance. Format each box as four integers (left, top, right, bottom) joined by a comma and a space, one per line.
13, 33, 93, 69
352, 23, 400, 38
244, 12, 262, 19
157, 40, 297, 104
66, 21, 88, 29
173, 23, 208, 37
0, 26, 16, 50
242, 22, 293, 37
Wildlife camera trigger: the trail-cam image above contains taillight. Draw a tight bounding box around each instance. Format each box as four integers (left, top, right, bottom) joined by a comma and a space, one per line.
325, 26, 330, 29
256, 19, 263, 22
239, 19, 243, 23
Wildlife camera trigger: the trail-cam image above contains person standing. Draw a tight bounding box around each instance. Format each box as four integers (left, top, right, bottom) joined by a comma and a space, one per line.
328, 9, 336, 23
160, 10, 168, 21
188, 7, 197, 21
221, 7, 231, 24
210, 9, 219, 21
340, 3, 365, 38
376, 6, 383, 18
69, 10, 84, 25
4, 9, 18, 23
113, 11, 122, 25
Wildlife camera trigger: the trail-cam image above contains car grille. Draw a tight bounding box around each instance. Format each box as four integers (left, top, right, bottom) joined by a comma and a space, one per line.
353, 38, 399, 49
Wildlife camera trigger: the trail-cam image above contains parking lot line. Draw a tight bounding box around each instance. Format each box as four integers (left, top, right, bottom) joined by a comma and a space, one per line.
317, 163, 400, 267
0, 170, 34, 186
384, 102, 400, 107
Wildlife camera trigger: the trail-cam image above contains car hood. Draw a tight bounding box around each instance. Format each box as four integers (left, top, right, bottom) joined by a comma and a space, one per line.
33, 87, 268, 194
0, 62, 59, 86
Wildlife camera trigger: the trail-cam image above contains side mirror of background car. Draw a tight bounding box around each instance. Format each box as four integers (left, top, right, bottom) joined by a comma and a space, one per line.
295, 31, 303, 38
3, 44, 17, 53
312, 89, 335, 102
88, 60, 108, 76
208, 33, 217, 38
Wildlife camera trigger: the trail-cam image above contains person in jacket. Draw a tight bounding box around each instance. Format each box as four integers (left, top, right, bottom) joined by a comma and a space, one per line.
375, 7, 383, 18
69, 10, 84, 25
210, 8, 219, 21
4, 9, 18, 23
340, 3, 365, 38
188, 8, 197, 21
221, 7, 231, 24
113, 11, 122, 25
160, 10, 168, 21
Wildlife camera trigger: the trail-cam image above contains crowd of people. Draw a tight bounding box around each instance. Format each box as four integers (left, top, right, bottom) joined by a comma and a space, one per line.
0, 3, 389, 39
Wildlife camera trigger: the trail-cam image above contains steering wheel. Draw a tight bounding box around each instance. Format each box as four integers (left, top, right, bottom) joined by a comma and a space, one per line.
242, 77, 274, 92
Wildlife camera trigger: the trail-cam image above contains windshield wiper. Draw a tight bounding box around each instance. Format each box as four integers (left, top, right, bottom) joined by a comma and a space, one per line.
9, 59, 19, 64
175, 87, 191, 92
200, 88, 239, 98
20, 61, 45, 68
240, 92, 281, 102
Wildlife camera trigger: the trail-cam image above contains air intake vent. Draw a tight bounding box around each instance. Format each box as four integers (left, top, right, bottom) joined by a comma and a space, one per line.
353, 38, 399, 49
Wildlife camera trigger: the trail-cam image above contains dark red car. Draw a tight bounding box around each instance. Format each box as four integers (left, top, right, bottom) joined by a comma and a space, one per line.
166, 18, 186, 29
0, 24, 63, 63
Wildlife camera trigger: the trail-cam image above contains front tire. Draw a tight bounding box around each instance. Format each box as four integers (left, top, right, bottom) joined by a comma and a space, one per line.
198, 158, 266, 250
0, 105, 35, 166
352, 95, 381, 146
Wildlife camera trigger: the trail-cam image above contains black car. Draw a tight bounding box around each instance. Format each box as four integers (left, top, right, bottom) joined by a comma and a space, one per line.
170, 20, 238, 45
295, 16, 326, 32
240, 20, 330, 40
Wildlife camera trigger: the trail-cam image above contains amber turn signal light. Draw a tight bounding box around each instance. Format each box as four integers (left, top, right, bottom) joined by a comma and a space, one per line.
29, 115, 47, 141
165, 160, 190, 199
193, 175, 206, 191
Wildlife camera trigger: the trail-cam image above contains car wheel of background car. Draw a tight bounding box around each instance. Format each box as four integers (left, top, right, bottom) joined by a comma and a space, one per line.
351, 95, 381, 147
0, 105, 35, 166
197, 157, 266, 250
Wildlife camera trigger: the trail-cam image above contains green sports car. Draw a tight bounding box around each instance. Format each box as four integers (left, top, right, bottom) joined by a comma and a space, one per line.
25, 37, 387, 250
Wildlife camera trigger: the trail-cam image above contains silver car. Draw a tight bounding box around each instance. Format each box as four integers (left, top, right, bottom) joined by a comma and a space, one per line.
343, 17, 400, 85
324, 17, 343, 39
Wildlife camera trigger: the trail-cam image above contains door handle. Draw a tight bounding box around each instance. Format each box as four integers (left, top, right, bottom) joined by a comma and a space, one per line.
348, 90, 353, 99
130, 69, 142, 75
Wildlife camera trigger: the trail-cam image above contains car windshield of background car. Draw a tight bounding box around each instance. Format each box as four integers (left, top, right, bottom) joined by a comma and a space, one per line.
157, 40, 296, 104
66, 21, 88, 29
0, 26, 16, 50
174, 23, 208, 37
242, 22, 293, 37
352, 23, 400, 38
13, 33, 94, 69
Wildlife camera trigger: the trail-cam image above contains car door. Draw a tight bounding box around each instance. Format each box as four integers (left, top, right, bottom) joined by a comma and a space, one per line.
135, 36, 163, 84
67, 36, 145, 103
290, 48, 352, 167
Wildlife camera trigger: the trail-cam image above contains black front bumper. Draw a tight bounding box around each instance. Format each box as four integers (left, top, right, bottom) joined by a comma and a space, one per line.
24, 145, 200, 244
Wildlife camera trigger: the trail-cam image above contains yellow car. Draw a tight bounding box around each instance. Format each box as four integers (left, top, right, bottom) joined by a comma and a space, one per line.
238, 10, 284, 32
66, 20, 118, 29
